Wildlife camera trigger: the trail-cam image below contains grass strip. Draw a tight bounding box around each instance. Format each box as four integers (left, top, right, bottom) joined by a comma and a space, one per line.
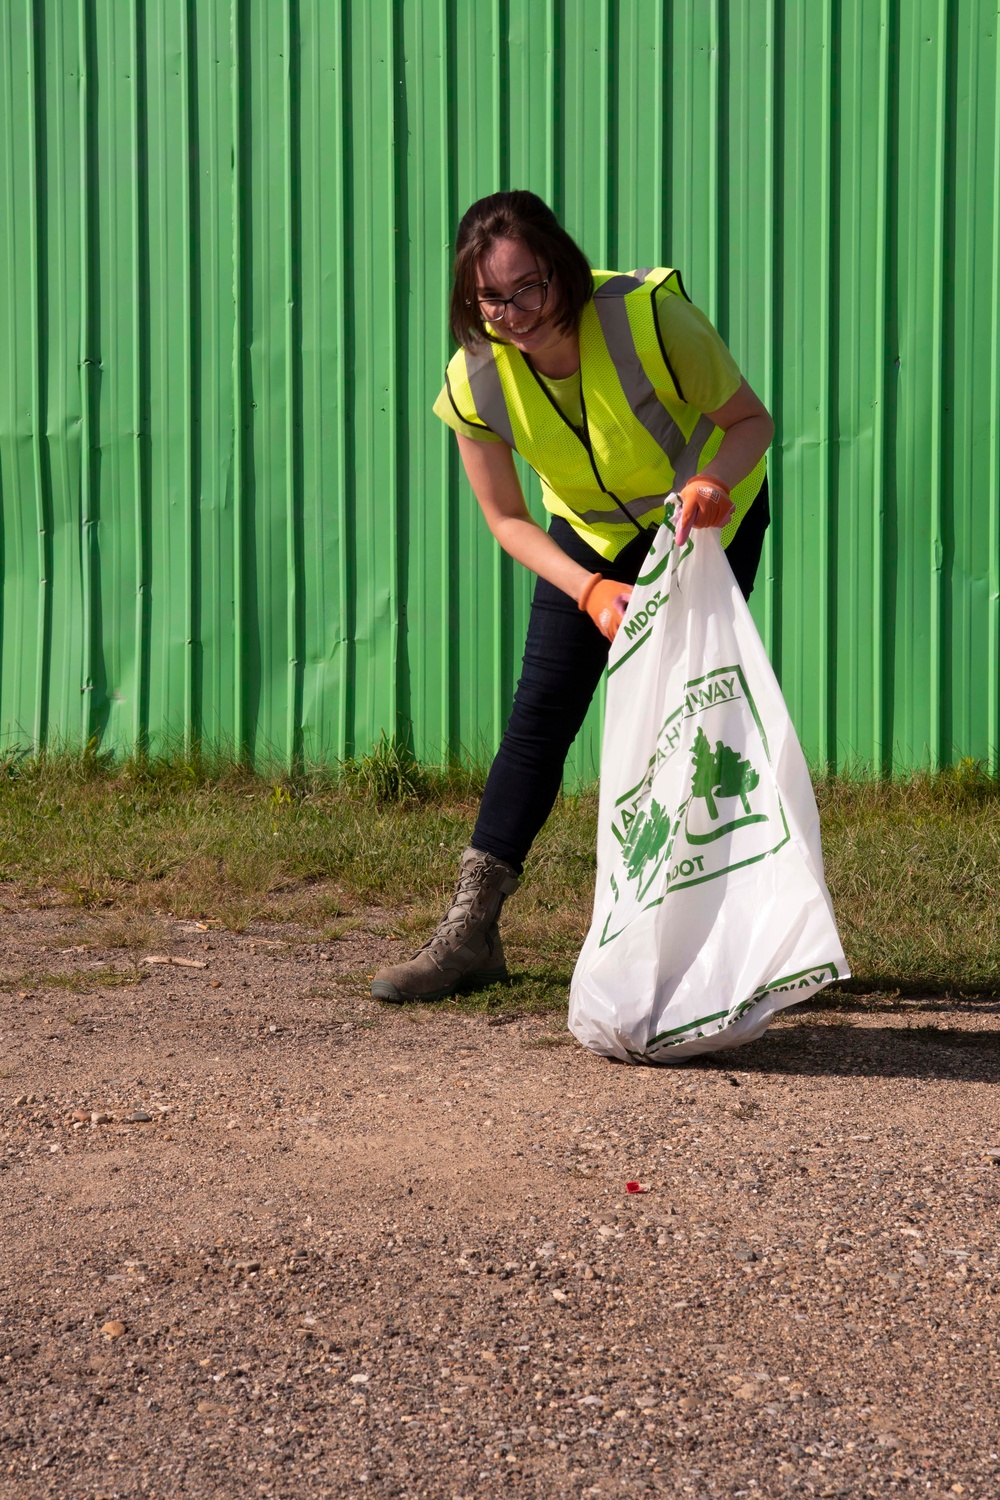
0, 749, 997, 1012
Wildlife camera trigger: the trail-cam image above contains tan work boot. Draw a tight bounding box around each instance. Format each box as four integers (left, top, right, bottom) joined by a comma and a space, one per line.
371, 846, 520, 1003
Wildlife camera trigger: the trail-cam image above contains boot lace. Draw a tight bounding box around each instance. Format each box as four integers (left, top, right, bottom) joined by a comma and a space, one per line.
419, 862, 494, 957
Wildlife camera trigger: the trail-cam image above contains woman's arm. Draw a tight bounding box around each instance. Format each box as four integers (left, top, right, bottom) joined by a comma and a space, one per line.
699, 378, 774, 491
676, 378, 774, 545
456, 433, 594, 601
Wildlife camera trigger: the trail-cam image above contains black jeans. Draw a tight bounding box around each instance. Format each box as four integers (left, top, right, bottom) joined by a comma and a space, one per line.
471, 479, 771, 873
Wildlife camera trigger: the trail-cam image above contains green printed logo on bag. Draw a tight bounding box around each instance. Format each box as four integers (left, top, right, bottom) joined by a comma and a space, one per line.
609, 504, 692, 672
600, 664, 790, 946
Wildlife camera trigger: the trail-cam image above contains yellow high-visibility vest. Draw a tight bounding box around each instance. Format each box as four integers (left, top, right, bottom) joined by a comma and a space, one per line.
444, 268, 766, 560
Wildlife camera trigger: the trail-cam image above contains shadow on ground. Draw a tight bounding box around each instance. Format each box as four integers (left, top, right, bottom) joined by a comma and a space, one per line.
689, 1020, 1000, 1083
817, 977, 1000, 1012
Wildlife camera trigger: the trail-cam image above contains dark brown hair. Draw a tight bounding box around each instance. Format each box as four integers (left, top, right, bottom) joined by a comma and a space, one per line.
449, 191, 593, 348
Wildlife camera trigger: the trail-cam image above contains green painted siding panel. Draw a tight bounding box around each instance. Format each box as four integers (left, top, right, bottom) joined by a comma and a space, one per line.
38, 4, 85, 746
399, 0, 454, 767
191, 0, 238, 753
298, 0, 350, 763
1, 0, 998, 777
0, 4, 37, 747
92, 0, 141, 751
828, 0, 885, 769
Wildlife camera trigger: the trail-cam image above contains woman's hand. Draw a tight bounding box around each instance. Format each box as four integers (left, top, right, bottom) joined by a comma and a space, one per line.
578, 574, 634, 642
674, 476, 734, 547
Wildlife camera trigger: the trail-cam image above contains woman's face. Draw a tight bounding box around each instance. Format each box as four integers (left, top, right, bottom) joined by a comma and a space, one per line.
474, 237, 568, 358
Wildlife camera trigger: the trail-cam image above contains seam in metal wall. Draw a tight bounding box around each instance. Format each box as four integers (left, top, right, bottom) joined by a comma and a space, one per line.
1, 0, 998, 776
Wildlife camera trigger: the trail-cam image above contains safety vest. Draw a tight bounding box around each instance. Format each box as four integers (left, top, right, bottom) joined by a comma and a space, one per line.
444, 268, 766, 560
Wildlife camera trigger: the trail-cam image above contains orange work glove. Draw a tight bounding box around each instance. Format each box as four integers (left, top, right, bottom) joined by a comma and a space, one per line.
578, 573, 634, 643
675, 474, 735, 547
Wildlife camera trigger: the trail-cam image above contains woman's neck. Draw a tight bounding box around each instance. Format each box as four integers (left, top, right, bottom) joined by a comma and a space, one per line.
528, 330, 580, 380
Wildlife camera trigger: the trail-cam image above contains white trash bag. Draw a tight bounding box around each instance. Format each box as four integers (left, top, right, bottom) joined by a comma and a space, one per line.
569, 499, 848, 1063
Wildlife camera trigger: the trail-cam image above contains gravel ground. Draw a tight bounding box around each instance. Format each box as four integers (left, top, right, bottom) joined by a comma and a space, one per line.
1, 894, 998, 1499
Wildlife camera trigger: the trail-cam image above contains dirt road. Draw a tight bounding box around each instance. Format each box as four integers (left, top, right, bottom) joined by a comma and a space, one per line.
1, 898, 998, 1498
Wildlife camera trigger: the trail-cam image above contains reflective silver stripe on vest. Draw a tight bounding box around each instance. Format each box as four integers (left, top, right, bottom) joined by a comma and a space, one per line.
672, 413, 716, 487
463, 346, 516, 448
591, 283, 689, 467
592, 273, 645, 297
572, 493, 666, 527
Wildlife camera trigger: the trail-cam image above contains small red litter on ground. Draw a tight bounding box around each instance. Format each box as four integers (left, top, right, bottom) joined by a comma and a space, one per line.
625, 1181, 649, 1194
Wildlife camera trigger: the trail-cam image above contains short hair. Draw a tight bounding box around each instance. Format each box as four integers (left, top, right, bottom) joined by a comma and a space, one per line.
448, 191, 593, 349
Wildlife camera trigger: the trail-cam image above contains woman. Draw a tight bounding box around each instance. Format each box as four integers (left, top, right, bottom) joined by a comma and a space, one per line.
372, 191, 774, 1003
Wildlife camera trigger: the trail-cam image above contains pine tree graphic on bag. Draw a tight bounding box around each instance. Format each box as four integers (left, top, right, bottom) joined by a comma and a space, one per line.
621, 799, 671, 884
687, 727, 767, 840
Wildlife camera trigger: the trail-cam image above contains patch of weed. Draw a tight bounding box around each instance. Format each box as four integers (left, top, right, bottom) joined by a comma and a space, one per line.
339, 733, 429, 804
79, 914, 167, 951
0, 967, 143, 993
316, 918, 361, 941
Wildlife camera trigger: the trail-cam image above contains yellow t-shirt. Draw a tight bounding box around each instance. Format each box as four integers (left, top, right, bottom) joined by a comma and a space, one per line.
535, 368, 583, 431
433, 288, 741, 442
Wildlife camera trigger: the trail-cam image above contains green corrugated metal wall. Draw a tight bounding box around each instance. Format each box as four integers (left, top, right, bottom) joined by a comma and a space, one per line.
1, 0, 998, 777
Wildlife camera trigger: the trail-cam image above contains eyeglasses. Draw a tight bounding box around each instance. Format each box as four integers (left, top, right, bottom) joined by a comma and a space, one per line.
470, 278, 550, 323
